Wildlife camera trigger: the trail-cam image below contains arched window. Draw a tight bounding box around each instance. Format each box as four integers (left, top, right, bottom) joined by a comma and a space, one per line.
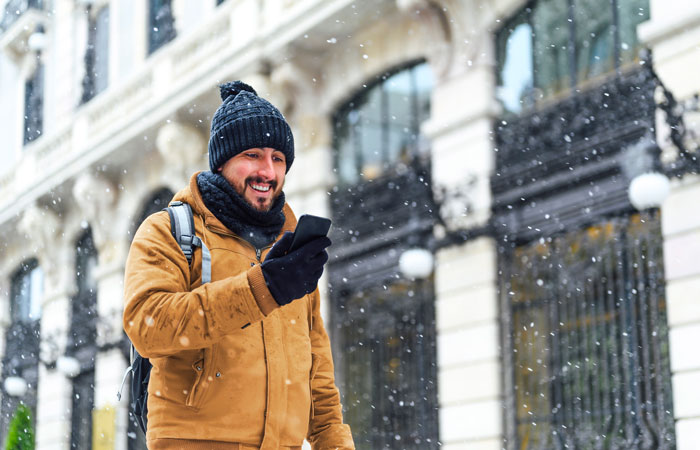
0, 259, 43, 439
333, 61, 433, 185
130, 187, 174, 240
328, 61, 439, 449
126, 187, 173, 450
68, 229, 98, 450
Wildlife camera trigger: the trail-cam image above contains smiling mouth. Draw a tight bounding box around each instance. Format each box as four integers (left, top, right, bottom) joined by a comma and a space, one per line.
250, 183, 271, 192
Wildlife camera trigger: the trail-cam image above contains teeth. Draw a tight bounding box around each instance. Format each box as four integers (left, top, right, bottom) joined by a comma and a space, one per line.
251, 184, 271, 192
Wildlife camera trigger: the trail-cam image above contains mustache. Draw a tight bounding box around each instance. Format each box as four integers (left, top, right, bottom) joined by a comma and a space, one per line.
246, 177, 277, 190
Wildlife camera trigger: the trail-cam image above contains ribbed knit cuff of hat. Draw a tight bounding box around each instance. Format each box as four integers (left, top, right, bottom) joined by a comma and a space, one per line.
208, 113, 294, 173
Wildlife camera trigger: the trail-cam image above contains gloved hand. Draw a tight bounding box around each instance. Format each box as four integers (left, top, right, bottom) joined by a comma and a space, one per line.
261, 231, 331, 306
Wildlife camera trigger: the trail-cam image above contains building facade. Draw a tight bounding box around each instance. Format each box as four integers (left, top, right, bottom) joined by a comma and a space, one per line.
0, 0, 698, 449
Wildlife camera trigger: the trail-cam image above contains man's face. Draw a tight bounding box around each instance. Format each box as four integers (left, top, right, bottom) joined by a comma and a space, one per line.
219, 147, 286, 212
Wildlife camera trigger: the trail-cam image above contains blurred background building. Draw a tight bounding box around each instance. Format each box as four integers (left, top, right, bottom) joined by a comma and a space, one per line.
0, 0, 699, 449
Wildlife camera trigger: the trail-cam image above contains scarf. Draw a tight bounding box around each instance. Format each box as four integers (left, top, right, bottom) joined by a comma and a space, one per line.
196, 171, 285, 249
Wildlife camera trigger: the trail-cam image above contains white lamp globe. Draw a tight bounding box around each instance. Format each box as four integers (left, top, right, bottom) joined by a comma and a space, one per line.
27, 31, 47, 52
399, 248, 434, 279
57, 356, 82, 378
629, 172, 671, 210
4, 376, 28, 397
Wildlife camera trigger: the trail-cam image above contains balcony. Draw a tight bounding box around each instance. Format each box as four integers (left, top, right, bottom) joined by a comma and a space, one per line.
0, 0, 373, 226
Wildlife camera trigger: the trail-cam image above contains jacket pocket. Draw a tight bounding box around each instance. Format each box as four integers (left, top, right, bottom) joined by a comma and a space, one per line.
185, 358, 205, 409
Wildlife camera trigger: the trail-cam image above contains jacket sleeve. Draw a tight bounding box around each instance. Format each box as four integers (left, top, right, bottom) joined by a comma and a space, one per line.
306, 290, 355, 450
123, 211, 271, 358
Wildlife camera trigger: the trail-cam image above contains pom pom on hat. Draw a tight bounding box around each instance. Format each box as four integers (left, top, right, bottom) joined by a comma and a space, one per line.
219, 81, 257, 101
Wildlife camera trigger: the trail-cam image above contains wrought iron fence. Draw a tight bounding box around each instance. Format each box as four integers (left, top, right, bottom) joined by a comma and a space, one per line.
332, 279, 439, 449
500, 211, 675, 449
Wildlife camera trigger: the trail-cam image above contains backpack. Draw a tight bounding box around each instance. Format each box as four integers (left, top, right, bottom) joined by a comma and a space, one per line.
117, 201, 211, 434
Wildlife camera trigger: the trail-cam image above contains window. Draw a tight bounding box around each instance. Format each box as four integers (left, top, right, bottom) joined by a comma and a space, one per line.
329, 62, 439, 449
501, 213, 675, 448
24, 62, 43, 145
82, 6, 110, 103
0, 259, 43, 439
68, 230, 98, 450
126, 188, 173, 450
333, 62, 433, 185
496, 0, 650, 115
10, 259, 43, 323
148, 0, 176, 55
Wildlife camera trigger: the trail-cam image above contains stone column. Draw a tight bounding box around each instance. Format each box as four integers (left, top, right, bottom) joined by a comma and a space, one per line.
0, 275, 10, 417
18, 205, 75, 450
72, 172, 131, 450
639, 3, 700, 448
403, 0, 503, 447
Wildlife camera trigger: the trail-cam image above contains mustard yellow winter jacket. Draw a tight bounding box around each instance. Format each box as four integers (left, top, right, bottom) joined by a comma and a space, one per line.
123, 173, 354, 449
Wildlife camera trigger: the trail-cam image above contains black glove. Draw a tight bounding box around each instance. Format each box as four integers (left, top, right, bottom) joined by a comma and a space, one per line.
261, 231, 331, 306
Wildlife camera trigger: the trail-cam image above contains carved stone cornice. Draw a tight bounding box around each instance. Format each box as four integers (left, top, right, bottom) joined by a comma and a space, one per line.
17, 204, 72, 299
270, 62, 331, 149
396, 0, 495, 79
155, 121, 206, 185
72, 172, 117, 252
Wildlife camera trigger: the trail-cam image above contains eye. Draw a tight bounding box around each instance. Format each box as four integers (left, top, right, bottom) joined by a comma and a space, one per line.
245, 152, 259, 158
273, 156, 285, 163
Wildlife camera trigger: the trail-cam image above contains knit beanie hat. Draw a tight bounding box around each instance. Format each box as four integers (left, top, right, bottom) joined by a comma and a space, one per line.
208, 81, 295, 173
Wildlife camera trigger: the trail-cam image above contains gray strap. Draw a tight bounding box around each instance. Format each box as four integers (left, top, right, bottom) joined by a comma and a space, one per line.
168, 202, 210, 285
201, 240, 211, 284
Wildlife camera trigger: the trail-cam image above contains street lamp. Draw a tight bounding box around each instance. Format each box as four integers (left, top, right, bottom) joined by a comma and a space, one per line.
27, 27, 47, 53
56, 355, 82, 378
621, 134, 672, 211
628, 172, 671, 210
3, 376, 28, 397
399, 248, 434, 279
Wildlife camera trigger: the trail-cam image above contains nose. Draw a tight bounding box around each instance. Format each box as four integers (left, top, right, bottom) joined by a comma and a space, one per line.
256, 154, 275, 180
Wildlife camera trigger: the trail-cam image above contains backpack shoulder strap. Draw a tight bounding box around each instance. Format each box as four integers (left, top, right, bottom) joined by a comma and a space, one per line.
165, 201, 211, 284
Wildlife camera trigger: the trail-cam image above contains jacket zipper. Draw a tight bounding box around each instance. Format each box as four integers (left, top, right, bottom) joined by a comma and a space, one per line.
205, 225, 271, 262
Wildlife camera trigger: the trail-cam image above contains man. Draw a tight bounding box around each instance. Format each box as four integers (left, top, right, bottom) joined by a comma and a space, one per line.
123, 81, 354, 449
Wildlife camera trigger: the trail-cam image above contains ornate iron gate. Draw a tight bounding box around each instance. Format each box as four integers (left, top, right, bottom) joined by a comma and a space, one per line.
328, 160, 439, 449
500, 211, 675, 449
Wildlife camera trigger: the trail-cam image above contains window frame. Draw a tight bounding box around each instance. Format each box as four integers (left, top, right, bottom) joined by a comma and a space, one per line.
495, 0, 650, 115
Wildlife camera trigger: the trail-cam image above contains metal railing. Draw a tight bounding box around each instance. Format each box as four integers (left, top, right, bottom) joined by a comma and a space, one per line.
500, 211, 676, 449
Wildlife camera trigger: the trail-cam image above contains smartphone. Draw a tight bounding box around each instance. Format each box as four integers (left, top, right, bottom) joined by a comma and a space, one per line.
288, 214, 332, 252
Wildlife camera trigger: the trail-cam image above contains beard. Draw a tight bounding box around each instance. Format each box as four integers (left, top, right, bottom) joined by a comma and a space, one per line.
236, 176, 283, 212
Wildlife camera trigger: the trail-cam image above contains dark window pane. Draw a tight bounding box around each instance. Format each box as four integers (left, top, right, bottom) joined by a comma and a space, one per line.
359, 87, 383, 179
94, 6, 110, 94
10, 261, 43, 323
496, 10, 534, 115
334, 112, 360, 185
618, 0, 650, 64
24, 63, 43, 145
574, 0, 615, 82
532, 0, 571, 98
148, 0, 176, 54
333, 62, 433, 185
